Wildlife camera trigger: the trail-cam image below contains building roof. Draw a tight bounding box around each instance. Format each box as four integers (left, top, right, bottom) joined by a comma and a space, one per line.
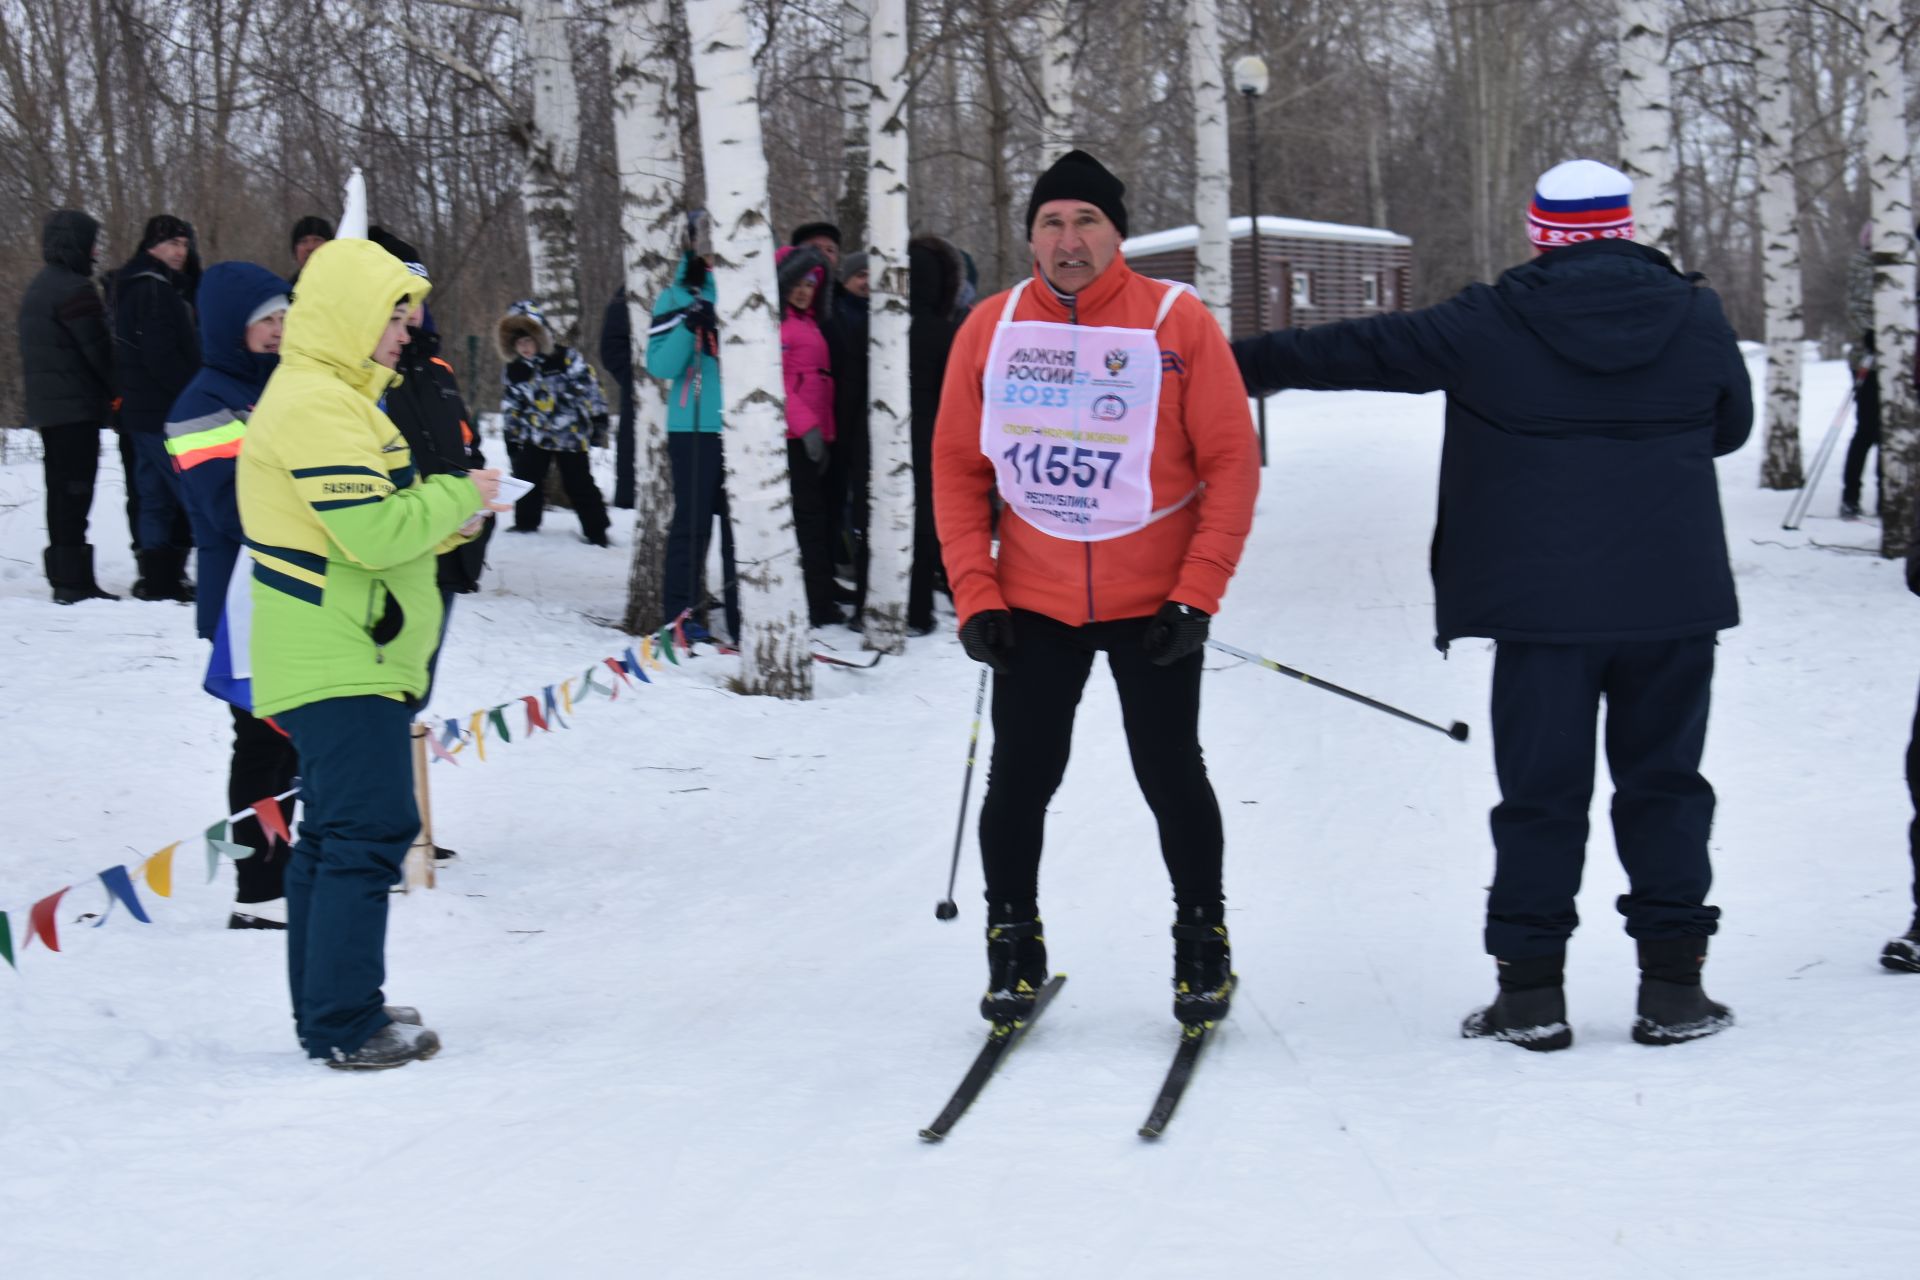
1123, 214, 1411, 254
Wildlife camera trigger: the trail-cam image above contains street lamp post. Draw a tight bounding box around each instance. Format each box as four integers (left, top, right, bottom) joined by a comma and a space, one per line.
1233, 54, 1270, 466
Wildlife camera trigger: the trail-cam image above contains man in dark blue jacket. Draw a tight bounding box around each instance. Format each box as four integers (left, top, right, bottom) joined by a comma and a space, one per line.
1233, 160, 1751, 1053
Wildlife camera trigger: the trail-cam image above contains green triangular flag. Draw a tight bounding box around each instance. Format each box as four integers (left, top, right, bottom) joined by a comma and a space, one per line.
0, 911, 13, 970
488, 705, 512, 744
204, 820, 254, 883
658, 627, 680, 666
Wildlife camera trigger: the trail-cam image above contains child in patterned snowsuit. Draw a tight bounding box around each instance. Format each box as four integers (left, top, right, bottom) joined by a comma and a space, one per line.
497, 300, 612, 545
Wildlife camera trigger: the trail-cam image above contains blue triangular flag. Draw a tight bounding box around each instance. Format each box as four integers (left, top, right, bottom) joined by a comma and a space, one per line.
97, 865, 152, 925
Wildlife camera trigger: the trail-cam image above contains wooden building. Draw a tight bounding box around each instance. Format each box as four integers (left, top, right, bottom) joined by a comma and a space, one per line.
1121, 215, 1414, 340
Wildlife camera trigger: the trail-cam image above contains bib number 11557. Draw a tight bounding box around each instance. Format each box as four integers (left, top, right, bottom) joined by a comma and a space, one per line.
1001, 443, 1122, 490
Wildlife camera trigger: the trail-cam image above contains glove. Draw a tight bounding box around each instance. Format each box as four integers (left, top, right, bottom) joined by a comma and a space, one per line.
960, 609, 1015, 674
589, 415, 609, 449
800, 426, 828, 473
683, 299, 718, 338
1141, 601, 1210, 666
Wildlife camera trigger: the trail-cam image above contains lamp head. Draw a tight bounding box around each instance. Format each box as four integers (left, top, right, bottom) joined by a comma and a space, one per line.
1233, 54, 1270, 97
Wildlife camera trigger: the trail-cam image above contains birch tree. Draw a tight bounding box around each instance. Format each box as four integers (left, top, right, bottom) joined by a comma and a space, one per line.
611, 0, 684, 632
686, 1, 814, 697
1754, 1, 1801, 490
1187, 0, 1231, 331
1038, 0, 1078, 152
1863, 0, 1919, 556
862, 0, 912, 654
519, 0, 585, 344
837, 1, 872, 241
1617, 0, 1678, 257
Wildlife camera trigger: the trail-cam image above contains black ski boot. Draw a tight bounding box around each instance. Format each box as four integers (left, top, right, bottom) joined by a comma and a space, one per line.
45, 546, 118, 605
1632, 938, 1733, 1045
1462, 954, 1572, 1051
981, 914, 1047, 1024
1171, 905, 1234, 1026
1880, 916, 1920, 973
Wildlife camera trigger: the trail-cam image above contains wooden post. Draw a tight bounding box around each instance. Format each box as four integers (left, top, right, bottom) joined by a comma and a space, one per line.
404, 722, 436, 891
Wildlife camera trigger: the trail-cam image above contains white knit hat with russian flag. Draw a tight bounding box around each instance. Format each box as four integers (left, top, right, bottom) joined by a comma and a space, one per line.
1527, 159, 1634, 251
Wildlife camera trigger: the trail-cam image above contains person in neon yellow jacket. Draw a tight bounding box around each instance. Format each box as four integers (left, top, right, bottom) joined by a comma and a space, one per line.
238, 237, 506, 1069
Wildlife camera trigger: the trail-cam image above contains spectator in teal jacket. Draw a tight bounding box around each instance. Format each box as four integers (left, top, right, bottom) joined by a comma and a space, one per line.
646, 247, 738, 641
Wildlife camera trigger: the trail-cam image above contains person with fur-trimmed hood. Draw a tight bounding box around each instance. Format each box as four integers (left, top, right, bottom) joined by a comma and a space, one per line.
497, 301, 612, 546
776, 245, 842, 624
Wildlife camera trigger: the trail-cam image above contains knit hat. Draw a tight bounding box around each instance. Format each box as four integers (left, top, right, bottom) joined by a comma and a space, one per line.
139, 214, 194, 252
1526, 160, 1634, 250
367, 225, 429, 279
245, 294, 291, 328
1026, 150, 1128, 238
289, 215, 334, 253
840, 251, 870, 282
790, 221, 841, 247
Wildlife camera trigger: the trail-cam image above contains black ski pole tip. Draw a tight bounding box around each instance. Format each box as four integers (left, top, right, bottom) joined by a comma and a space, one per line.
1449, 721, 1470, 743
935, 900, 959, 921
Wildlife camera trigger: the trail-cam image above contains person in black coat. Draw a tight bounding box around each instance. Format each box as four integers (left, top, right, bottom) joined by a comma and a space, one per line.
1232, 160, 1751, 1053
599, 286, 639, 510
17, 209, 120, 603
113, 214, 203, 601
907, 234, 965, 634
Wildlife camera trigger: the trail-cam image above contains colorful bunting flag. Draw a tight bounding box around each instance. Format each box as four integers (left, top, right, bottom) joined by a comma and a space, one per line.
143, 843, 178, 898
622, 647, 650, 685
605, 656, 633, 693
674, 617, 690, 652
203, 820, 254, 883
580, 664, 608, 702
487, 704, 513, 744
543, 684, 569, 731
426, 729, 460, 765
28, 887, 69, 952
469, 708, 488, 762
0, 911, 11, 969
251, 797, 291, 848
521, 694, 550, 734
658, 628, 680, 666
97, 865, 152, 925
560, 678, 575, 717
440, 718, 465, 754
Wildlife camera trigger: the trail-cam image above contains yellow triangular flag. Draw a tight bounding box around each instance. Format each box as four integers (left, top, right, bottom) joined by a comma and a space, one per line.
560, 678, 574, 717
469, 708, 488, 763
144, 842, 178, 898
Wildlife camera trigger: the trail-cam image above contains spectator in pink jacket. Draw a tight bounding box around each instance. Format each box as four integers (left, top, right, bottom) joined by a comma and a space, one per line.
777, 245, 842, 625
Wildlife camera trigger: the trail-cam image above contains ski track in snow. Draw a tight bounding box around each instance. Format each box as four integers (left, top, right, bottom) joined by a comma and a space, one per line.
2, 361, 1917, 1277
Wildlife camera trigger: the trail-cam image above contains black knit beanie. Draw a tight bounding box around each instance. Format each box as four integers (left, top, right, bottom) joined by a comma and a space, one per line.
1025, 150, 1127, 238
368, 225, 429, 278
789, 221, 841, 247
139, 214, 194, 253
289, 215, 334, 253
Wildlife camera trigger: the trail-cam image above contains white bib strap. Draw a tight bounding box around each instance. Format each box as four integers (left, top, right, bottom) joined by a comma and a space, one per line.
998, 278, 1032, 324
1152, 280, 1193, 331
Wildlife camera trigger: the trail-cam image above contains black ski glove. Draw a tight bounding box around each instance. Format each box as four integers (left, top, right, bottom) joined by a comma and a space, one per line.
683, 298, 718, 338
1142, 601, 1210, 666
960, 609, 1016, 674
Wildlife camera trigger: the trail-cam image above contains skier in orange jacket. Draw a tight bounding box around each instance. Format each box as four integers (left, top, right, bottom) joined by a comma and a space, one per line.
932, 150, 1260, 1028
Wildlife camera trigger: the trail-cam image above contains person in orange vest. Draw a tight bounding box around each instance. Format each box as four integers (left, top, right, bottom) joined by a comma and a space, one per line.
932, 150, 1260, 1028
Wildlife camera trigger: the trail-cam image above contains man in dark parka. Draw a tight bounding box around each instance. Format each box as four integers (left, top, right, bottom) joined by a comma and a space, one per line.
1232, 159, 1751, 1052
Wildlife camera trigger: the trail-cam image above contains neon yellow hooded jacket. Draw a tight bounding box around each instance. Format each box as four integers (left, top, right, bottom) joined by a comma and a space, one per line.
236, 239, 481, 718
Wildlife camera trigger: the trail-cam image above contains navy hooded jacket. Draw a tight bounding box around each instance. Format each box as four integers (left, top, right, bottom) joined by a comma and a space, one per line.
1232, 239, 1752, 648
164, 262, 288, 639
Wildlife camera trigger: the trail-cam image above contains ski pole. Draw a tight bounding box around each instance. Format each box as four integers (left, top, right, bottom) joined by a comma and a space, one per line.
1207, 639, 1470, 743
1782, 372, 1861, 531
936, 666, 991, 921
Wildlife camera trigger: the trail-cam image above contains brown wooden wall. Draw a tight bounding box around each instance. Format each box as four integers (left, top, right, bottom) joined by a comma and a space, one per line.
1126, 237, 1414, 340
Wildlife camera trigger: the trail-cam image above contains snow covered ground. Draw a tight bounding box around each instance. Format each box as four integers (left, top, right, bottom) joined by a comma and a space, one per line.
2, 357, 1915, 1278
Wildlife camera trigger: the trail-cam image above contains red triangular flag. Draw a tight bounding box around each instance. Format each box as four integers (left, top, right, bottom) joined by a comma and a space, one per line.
521, 694, 550, 733
28, 887, 70, 953
251, 797, 291, 848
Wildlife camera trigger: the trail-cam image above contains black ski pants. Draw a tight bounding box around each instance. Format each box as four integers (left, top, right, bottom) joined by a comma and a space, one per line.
229, 705, 300, 905
1903, 676, 1920, 918
40, 424, 101, 548
1845, 359, 1882, 509
508, 443, 609, 540
664, 432, 740, 636
976, 609, 1224, 918
786, 440, 836, 621
907, 417, 939, 630
1485, 635, 1722, 960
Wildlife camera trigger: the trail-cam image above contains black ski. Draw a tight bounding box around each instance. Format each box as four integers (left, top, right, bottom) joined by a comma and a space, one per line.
1138, 1020, 1216, 1140
919, 975, 1067, 1143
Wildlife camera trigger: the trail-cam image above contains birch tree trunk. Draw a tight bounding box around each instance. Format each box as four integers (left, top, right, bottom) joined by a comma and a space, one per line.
611, 0, 683, 633
1864, 1, 1920, 556
862, 0, 911, 654
1754, 0, 1802, 491
519, 0, 584, 344
686, 2, 814, 697
1038, 0, 1078, 153
837, 1, 871, 244
1617, 0, 1678, 258
1187, 0, 1231, 332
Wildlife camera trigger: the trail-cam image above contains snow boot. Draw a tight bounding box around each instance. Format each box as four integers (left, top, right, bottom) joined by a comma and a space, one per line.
130, 548, 192, 602
1881, 916, 1920, 973
228, 898, 287, 930
325, 1021, 441, 1070
1172, 905, 1235, 1026
45, 546, 118, 604
384, 1005, 423, 1026
1632, 938, 1733, 1045
1462, 954, 1572, 1052
981, 914, 1047, 1024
